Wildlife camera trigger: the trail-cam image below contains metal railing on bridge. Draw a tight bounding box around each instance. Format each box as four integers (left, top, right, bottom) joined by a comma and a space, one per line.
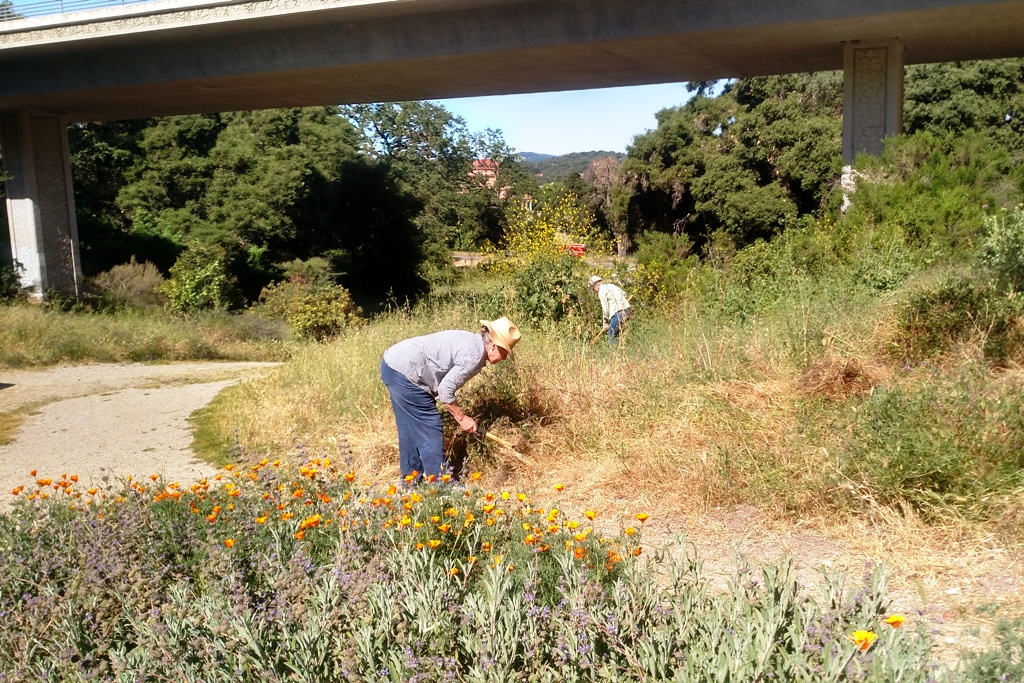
1, 0, 158, 23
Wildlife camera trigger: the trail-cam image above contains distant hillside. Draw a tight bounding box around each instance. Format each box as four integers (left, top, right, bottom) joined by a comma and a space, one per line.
523, 150, 626, 183
518, 152, 556, 164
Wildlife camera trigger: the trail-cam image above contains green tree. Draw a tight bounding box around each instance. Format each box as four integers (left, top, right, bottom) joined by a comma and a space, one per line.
904, 59, 1024, 153
580, 155, 630, 255
73, 108, 427, 305
621, 73, 843, 254
342, 102, 535, 262
0, 0, 21, 20
68, 119, 181, 275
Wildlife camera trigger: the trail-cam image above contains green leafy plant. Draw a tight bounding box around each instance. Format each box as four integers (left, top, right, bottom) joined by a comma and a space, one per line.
980, 205, 1024, 293
0, 261, 25, 303
510, 253, 586, 323
962, 616, 1024, 683
159, 244, 241, 313
257, 258, 363, 340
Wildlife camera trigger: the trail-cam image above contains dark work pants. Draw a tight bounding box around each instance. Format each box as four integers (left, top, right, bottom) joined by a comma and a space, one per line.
609, 308, 632, 345
380, 360, 445, 480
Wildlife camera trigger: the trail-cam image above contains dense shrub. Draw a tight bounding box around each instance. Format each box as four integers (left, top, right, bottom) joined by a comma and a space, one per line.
485, 193, 602, 323
840, 374, 1024, 515
257, 258, 363, 340
962, 616, 1024, 683
895, 278, 1024, 364
980, 205, 1024, 292
509, 254, 587, 323
633, 231, 699, 302
160, 244, 241, 313
0, 261, 26, 303
89, 256, 167, 309
842, 131, 1014, 261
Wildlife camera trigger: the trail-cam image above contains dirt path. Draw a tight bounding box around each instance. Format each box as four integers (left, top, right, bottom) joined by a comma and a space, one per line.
0, 362, 278, 492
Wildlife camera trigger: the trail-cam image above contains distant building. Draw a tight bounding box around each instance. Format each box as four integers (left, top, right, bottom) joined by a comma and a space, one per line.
470, 158, 511, 199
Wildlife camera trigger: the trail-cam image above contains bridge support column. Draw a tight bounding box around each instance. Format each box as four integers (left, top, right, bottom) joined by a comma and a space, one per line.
0, 111, 82, 297
842, 38, 904, 163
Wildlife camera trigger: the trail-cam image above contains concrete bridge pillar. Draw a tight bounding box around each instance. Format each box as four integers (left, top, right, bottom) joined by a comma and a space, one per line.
0, 111, 82, 297
842, 38, 904, 163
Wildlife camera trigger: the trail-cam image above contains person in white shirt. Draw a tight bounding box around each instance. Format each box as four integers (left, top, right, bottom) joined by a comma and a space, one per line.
588, 275, 632, 346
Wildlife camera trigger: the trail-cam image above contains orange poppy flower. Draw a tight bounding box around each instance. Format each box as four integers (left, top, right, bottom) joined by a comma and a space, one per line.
884, 615, 906, 628
851, 630, 877, 651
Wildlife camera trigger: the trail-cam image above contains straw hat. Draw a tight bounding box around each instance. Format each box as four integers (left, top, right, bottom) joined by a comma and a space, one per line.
480, 317, 521, 356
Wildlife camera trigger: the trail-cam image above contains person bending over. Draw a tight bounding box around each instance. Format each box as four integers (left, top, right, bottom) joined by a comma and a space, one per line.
588, 275, 632, 345
380, 317, 521, 483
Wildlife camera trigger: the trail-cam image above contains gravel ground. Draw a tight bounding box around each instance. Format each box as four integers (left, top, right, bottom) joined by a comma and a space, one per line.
0, 361, 278, 493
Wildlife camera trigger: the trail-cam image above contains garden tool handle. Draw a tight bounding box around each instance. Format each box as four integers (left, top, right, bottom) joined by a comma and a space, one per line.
483, 430, 514, 449
477, 426, 533, 467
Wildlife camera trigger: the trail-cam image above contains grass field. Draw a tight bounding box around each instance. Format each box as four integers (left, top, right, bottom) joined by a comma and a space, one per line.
2, 199, 1024, 678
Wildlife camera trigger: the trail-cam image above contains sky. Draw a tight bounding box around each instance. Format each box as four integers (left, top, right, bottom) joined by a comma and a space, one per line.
437, 82, 694, 157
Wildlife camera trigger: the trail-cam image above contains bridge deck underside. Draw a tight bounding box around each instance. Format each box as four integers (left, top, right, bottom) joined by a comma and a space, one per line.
1, 0, 1023, 120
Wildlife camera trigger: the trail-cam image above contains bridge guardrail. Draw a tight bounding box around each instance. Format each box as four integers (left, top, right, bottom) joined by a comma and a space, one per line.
1, 0, 157, 23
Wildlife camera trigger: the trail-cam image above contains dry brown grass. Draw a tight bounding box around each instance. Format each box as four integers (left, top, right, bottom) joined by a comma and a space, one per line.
0, 411, 27, 446
195, 307, 1024, 656
796, 352, 886, 401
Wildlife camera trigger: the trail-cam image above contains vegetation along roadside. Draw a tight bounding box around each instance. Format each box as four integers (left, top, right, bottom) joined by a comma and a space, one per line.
1, 59, 1024, 680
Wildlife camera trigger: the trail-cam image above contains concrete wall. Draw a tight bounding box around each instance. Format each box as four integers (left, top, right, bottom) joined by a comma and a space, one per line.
0, 112, 82, 296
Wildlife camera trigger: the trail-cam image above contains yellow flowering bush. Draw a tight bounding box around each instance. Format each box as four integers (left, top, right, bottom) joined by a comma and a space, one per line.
485, 194, 608, 322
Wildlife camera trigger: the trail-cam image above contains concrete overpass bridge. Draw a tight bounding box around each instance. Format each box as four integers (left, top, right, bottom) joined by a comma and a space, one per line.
2, 0, 1024, 295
